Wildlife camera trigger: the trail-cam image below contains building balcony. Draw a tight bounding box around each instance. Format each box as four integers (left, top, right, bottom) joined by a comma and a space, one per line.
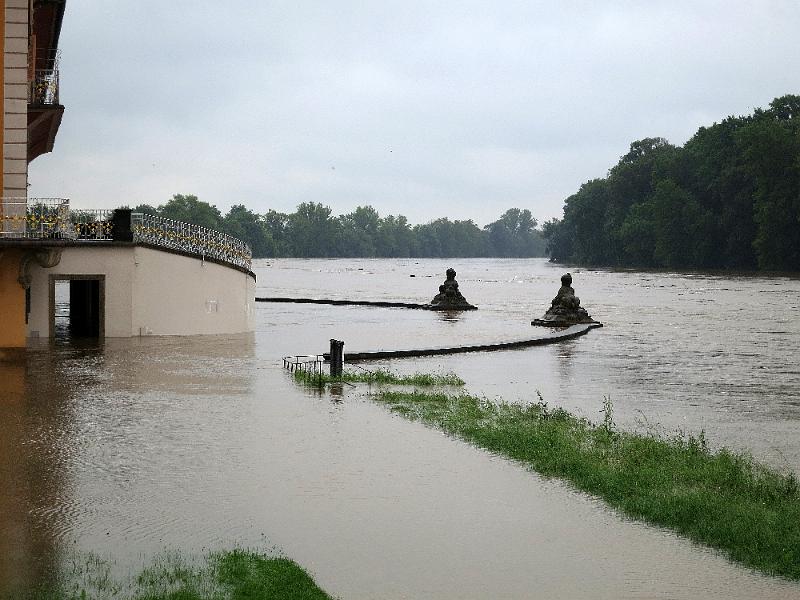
30, 67, 60, 105
28, 56, 64, 162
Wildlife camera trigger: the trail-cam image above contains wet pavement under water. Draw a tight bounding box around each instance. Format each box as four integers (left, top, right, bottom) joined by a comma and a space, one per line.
1, 258, 799, 598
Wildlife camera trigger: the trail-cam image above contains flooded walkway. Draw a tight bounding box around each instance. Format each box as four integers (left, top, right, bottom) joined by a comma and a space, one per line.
2, 258, 799, 598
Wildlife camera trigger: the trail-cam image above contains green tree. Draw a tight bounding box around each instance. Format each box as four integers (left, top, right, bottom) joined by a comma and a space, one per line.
158, 194, 223, 231
545, 97, 800, 271
411, 222, 442, 256
682, 116, 754, 268
766, 94, 800, 120
484, 208, 544, 257
339, 206, 380, 256
287, 202, 342, 257
618, 202, 656, 266
648, 180, 714, 268
412, 218, 487, 257
132, 203, 159, 215
541, 218, 573, 262
262, 210, 291, 256
376, 214, 413, 257
560, 179, 615, 264
739, 102, 800, 270
223, 204, 275, 258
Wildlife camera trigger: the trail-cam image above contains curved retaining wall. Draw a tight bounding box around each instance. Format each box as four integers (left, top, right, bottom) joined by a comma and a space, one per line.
26, 245, 255, 338
334, 323, 603, 362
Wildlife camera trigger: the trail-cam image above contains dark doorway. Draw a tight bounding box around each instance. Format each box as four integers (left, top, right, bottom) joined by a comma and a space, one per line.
50, 275, 105, 340
69, 279, 101, 337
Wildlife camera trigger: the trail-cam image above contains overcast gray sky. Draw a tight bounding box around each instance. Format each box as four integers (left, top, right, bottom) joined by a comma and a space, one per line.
28, 1, 800, 226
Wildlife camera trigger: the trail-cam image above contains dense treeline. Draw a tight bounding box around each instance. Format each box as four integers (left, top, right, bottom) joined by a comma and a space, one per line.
131, 196, 546, 259
543, 95, 800, 271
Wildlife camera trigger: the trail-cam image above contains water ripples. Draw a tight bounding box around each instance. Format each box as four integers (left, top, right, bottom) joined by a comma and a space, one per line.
2, 259, 799, 598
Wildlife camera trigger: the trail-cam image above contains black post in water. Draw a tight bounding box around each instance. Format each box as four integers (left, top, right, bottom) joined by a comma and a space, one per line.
329, 339, 344, 377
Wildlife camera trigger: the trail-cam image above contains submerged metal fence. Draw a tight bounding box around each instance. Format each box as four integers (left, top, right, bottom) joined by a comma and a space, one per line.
131, 212, 252, 271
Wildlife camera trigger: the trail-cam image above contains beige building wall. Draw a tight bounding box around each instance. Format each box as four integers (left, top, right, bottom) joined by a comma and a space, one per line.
26, 246, 256, 338
26, 245, 135, 337
3, 0, 28, 203
131, 246, 255, 336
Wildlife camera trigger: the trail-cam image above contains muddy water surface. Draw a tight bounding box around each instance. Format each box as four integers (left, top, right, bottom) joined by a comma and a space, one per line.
1, 258, 799, 598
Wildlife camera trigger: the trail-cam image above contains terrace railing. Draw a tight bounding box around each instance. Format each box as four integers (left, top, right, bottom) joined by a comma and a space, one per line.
131, 212, 252, 271
0, 197, 73, 238
0, 198, 252, 271
1, 198, 116, 240
71, 209, 116, 240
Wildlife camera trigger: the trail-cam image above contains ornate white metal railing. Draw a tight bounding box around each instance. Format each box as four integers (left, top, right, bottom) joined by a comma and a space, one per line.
0, 197, 73, 238
131, 212, 252, 271
29, 50, 61, 105
1, 198, 116, 240
0, 198, 252, 271
30, 68, 60, 105
70, 209, 116, 239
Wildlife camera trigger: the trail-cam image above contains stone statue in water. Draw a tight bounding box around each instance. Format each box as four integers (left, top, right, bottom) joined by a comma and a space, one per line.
532, 272, 598, 326
428, 268, 476, 310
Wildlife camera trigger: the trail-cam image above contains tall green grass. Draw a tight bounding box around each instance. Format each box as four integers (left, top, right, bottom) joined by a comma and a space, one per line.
375, 390, 800, 580
21, 549, 333, 600
293, 367, 464, 387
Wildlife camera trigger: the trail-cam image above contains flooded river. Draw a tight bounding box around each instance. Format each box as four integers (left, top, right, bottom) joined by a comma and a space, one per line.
1, 258, 799, 598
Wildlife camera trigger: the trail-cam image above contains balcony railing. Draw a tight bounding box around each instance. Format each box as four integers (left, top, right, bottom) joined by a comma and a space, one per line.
0, 199, 252, 271
131, 213, 252, 271
29, 51, 61, 105
30, 69, 60, 105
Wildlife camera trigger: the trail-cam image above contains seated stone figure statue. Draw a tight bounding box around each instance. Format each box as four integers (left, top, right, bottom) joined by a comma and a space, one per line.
551, 273, 582, 310
430, 284, 447, 305
428, 268, 476, 310
532, 272, 597, 326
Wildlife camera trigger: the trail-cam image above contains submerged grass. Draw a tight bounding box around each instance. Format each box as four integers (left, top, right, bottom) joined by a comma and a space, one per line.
375, 389, 800, 580
214, 551, 331, 600
22, 549, 333, 600
293, 367, 464, 387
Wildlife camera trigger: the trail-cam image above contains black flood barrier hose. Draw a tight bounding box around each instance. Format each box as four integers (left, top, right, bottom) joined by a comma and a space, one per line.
322, 323, 602, 362
255, 297, 477, 310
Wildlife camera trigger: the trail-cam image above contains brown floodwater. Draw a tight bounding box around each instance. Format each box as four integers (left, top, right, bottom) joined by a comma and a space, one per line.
1, 258, 799, 598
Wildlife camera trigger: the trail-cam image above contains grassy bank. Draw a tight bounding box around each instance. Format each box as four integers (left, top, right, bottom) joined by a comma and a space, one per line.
375, 390, 800, 580
293, 367, 464, 387
28, 549, 333, 600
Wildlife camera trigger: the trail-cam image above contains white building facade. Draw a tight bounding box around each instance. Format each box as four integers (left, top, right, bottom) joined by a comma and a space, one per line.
26, 244, 256, 338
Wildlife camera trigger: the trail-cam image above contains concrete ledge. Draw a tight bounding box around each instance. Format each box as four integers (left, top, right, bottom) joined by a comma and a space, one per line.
332, 322, 603, 362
